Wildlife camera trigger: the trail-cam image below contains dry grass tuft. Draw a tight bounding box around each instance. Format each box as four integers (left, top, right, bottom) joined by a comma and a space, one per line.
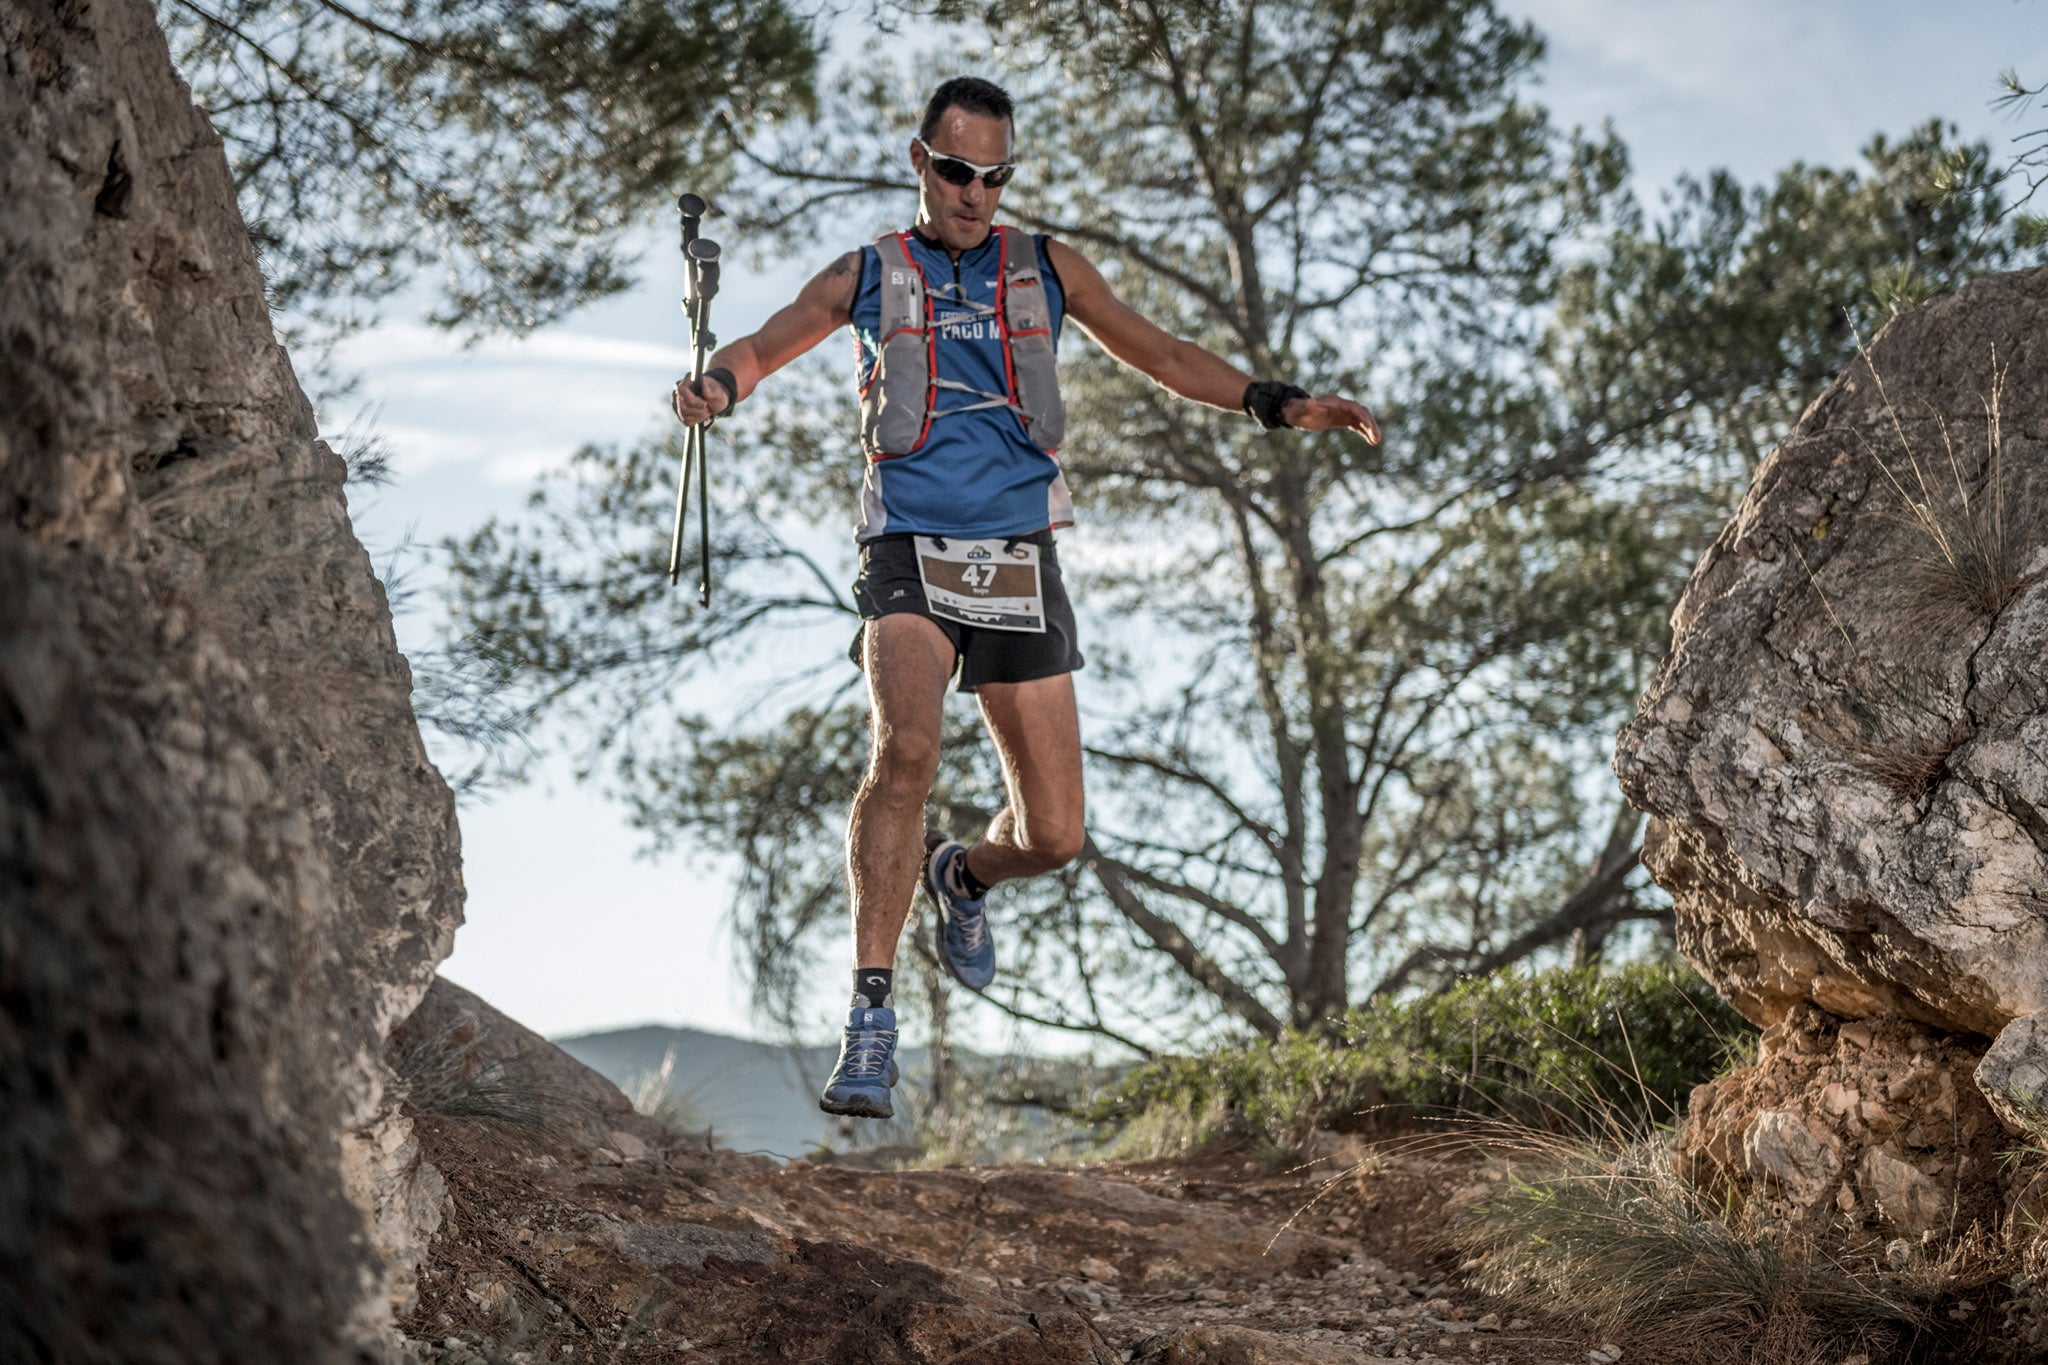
623, 1044, 712, 1140
1805, 662, 1971, 800
1424, 997, 2048, 1362
387, 1017, 604, 1138
1460, 1130, 1930, 1363
1792, 342, 2034, 798
1450, 1115, 2048, 1364
1855, 341, 2026, 629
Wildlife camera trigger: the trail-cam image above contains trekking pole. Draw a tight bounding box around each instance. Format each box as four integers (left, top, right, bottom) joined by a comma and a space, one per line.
687, 236, 720, 606
667, 194, 721, 602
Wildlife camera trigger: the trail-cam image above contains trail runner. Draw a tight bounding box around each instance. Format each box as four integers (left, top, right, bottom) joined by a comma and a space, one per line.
672, 76, 1380, 1119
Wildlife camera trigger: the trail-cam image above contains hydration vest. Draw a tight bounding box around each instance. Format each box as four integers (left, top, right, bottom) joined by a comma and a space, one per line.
859, 226, 1066, 459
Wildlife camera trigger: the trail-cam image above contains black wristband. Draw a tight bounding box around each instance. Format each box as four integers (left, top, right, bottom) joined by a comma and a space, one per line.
1243, 380, 1309, 431
700, 367, 739, 414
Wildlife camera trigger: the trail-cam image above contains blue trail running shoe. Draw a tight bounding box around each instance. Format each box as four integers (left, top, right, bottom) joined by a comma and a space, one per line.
818, 1005, 900, 1119
925, 833, 996, 990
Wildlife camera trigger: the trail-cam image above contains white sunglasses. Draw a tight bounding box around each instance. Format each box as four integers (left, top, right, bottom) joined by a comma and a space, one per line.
916, 137, 1018, 189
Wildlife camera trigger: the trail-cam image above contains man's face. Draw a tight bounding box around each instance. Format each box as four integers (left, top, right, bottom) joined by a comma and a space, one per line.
912, 107, 1014, 252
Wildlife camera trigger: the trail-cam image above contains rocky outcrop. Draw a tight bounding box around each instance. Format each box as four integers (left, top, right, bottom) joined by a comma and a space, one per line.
1, 0, 462, 1358
1616, 266, 2048, 1233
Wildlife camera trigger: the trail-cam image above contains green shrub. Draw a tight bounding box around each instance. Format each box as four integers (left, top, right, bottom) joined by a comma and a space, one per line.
1086, 962, 1755, 1157
1356, 961, 1754, 1126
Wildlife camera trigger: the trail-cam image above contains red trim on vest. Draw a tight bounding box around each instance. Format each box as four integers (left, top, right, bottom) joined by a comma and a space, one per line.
993, 227, 1030, 444
895, 230, 939, 455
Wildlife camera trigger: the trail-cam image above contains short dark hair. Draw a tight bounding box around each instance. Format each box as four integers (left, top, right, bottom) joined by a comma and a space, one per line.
918, 77, 1014, 144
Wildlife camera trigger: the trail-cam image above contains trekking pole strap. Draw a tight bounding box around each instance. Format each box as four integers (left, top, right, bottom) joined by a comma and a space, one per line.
700, 366, 739, 415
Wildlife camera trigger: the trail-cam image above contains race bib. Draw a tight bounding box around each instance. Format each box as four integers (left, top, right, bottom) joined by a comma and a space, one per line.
914, 536, 1046, 633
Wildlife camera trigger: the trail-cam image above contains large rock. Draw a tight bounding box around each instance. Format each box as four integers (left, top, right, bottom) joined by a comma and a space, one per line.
1617, 266, 2048, 1230
391, 976, 675, 1160
1, 0, 462, 1357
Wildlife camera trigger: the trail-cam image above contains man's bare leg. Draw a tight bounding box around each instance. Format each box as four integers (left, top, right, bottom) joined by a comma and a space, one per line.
822, 614, 955, 1117
962, 672, 1086, 888
846, 612, 956, 967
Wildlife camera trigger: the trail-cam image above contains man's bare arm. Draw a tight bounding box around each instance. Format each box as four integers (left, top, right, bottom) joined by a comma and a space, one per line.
672, 251, 862, 424
1048, 240, 1379, 443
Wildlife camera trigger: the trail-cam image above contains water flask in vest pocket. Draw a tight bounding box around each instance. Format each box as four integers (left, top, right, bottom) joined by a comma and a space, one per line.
863, 325, 931, 457
1005, 268, 1066, 452
861, 246, 928, 458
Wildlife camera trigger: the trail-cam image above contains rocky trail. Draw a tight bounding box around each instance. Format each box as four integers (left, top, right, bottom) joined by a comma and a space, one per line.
402, 984, 1585, 1365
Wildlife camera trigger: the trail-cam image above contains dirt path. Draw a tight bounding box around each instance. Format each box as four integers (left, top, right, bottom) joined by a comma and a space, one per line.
405, 1111, 1595, 1365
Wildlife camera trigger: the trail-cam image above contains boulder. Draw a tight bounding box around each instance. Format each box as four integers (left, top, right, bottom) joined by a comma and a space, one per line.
1618, 266, 2048, 1229
1977, 1007, 2048, 1135
390, 975, 677, 1158
1, 0, 462, 1357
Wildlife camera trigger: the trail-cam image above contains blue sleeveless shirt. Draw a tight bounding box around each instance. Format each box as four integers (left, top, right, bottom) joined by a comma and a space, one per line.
847, 228, 1074, 542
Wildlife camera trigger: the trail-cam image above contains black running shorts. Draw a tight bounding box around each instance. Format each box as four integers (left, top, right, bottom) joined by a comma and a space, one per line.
849, 530, 1085, 691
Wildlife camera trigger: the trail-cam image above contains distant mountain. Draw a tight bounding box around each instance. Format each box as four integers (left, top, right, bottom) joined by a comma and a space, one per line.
554, 1023, 927, 1159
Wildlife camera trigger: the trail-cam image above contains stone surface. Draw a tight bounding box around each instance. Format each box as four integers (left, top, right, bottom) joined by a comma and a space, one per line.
1977, 1008, 2048, 1135
1741, 1110, 1840, 1209
1617, 267, 2048, 1229
1616, 265, 2048, 1038
1678, 1007, 2010, 1239
1, 0, 461, 1357
1857, 1144, 1948, 1238
390, 976, 678, 1160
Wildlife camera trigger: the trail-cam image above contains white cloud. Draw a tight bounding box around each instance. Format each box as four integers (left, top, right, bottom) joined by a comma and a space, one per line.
322, 322, 685, 483
341, 321, 696, 372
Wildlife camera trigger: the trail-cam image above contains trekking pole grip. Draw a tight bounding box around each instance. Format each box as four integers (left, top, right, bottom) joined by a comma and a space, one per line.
677, 192, 706, 250
687, 237, 721, 308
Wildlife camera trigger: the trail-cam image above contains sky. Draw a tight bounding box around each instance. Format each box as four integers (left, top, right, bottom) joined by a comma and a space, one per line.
334, 0, 2048, 1045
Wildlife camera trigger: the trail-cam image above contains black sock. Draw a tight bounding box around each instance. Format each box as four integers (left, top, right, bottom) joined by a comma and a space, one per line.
953, 849, 992, 900
853, 967, 893, 1010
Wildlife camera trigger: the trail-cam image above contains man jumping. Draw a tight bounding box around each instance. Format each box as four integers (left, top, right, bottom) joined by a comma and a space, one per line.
672, 76, 1379, 1119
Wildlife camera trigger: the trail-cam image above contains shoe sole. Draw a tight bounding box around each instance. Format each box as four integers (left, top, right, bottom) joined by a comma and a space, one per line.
818, 1092, 894, 1120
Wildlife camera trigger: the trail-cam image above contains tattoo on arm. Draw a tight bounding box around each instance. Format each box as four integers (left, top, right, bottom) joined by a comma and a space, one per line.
829, 252, 856, 278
